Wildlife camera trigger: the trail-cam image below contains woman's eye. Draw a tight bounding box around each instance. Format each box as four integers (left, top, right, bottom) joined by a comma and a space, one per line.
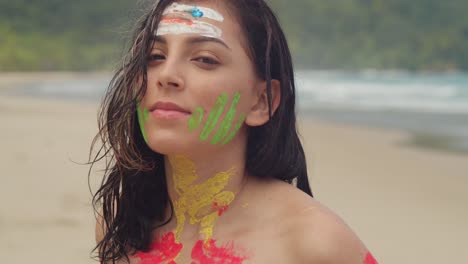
148, 54, 165, 62
193, 57, 220, 65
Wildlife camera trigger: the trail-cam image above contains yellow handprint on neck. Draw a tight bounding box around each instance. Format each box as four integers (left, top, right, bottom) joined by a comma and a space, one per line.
169, 155, 236, 244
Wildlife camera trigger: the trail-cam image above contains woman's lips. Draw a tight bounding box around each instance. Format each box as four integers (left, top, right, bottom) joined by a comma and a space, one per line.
152, 109, 191, 119
150, 101, 191, 119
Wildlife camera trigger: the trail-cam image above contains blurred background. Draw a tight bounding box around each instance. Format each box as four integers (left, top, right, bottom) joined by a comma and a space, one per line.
0, 0, 467, 263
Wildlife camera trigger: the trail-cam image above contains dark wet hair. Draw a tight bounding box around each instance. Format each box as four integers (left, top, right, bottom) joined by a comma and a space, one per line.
90, 0, 312, 263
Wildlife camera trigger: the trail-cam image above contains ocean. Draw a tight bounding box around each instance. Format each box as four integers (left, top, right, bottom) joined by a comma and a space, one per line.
295, 70, 468, 152
3, 70, 468, 153
296, 70, 468, 114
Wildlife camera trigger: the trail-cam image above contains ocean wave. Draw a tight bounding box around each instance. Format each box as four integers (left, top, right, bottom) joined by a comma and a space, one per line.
296, 71, 468, 114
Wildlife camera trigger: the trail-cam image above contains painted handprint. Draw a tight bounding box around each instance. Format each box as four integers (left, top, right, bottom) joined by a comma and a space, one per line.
188, 92, 246, 145
134, 155, 247, 264
169, 155, 236, 243
135, 232, 182, 264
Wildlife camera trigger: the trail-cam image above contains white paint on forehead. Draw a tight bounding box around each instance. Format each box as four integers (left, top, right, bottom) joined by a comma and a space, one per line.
162, 3, 224, 22
156, 20, 223, 39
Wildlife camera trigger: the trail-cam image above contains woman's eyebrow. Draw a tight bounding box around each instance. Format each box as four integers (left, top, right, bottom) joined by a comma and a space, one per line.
152, 35, 231, 51
186, 36, 231, 50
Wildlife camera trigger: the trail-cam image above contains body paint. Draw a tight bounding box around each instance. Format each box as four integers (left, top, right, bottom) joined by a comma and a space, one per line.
161, 17, 194, 26
156, 20, 223, 39
188, 93, 245, 146
157, 3, 224, 39
188, 107, 204, 132
213, 202, 229, 216
221, 114, 245, 146
143, 108, 150, 122
163, 3, 225, 22
169, 156, 235, 243
135, 156, 247, 262
363, 252, 378, 264
136, 232, 183, 264
137, 102, 150, 143
200, 93, 228, 141
191, 239, 247, 264
211, 92, 240, 144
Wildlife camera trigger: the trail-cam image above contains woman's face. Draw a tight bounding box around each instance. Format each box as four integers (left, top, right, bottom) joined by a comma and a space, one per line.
138, 1, 260, 156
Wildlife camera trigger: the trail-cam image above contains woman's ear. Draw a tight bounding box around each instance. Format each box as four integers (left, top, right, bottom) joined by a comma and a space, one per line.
245, 79, 281, 127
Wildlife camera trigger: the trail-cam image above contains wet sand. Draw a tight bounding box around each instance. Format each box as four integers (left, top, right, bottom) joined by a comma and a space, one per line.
0, 94, 466, 263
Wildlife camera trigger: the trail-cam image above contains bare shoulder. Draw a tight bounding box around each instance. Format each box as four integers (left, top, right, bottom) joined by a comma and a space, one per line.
287, 203, 371, 263
261, 181, 372, 264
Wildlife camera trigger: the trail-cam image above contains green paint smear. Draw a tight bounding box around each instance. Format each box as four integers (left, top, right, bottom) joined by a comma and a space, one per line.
189, 92, 246, 146
143, 108, 150, 122
137, 102, 149, 143
211, 92, 241, 145
222, 113, 246, 145
200, 93, 228, 141
188, 107, 204, 132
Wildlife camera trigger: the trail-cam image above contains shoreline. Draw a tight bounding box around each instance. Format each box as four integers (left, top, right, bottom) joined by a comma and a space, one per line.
299, 108, 468, 156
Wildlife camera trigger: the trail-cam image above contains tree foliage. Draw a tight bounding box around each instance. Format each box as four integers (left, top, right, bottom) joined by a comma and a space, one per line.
1, 0, 467, 71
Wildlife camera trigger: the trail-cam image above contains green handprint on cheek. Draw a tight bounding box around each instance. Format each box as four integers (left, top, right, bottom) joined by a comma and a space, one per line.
212, 92, 245, 145
137, 101, 150, 143
188, 92, 246, 146
200, 93, 228, 141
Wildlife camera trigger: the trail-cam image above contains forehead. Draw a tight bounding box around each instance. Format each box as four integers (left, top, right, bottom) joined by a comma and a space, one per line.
157, 1, 243, 44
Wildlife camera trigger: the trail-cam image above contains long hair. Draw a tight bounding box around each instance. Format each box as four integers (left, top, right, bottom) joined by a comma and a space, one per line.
90, 0, 312, 263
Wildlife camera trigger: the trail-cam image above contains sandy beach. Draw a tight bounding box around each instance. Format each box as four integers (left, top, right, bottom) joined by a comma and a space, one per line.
0, 92, 467, 263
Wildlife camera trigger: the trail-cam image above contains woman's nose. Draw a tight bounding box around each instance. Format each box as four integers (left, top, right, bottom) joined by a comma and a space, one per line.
157, 61, 185, 90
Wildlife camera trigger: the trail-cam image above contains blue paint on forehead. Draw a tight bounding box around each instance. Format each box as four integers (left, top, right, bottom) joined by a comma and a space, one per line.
191, 7, 204, 18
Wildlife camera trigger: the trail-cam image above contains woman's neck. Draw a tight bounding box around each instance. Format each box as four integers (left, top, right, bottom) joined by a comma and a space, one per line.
163, 148, 248, 242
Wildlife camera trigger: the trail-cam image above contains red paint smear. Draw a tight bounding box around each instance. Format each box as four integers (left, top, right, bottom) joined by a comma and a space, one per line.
217, 205, 228, 216
191, 239, 247, 264
136, 232, 183, 264
212, 202, 229, 216
363, 252, 378, 264
161, 17, 194, 26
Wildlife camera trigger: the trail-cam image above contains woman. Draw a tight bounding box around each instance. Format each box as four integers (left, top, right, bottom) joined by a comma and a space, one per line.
91, 0, 378, 263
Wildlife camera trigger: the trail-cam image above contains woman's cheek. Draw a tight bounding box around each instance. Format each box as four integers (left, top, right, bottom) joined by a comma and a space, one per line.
187, 89, 246, 146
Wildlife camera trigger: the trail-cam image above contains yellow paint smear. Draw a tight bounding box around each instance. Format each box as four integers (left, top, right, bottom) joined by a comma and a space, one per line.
169, 155, 236, 244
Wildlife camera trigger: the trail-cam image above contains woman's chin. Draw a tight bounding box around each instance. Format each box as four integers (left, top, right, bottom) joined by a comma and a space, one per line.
146, 133, 201, 156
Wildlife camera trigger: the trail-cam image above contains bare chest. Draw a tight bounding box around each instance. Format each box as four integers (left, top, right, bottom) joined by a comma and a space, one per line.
120, 228, 292, 264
